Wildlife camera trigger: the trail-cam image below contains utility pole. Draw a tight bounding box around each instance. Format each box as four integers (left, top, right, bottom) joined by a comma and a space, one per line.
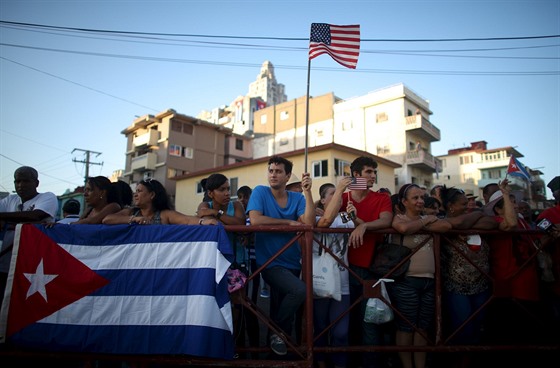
72, 148, 103, 185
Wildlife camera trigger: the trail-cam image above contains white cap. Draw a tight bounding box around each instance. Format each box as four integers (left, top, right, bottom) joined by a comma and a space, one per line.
489, 190, 503, 204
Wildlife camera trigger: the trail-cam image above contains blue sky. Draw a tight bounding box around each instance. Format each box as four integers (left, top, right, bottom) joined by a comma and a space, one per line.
1, 0, 559, 199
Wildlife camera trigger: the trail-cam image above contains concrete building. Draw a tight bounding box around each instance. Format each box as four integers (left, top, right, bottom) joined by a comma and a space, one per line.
174, 143, 401, 216
197, 60, 287, 136
433, 140, 547, 209
253, 84, 442, 191
121, 109, 252, 203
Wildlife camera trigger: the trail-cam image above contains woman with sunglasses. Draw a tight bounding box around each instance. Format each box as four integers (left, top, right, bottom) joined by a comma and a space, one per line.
103, 179, 216, 225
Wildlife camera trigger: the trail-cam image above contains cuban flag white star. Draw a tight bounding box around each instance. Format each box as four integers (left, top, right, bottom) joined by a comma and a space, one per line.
24, 259, 58, 302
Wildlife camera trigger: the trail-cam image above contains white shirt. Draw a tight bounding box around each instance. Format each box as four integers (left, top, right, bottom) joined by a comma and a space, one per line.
0, 192, 58, 272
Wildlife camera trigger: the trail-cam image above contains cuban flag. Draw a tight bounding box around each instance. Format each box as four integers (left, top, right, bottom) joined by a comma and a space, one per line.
0, 224, 234, 359
507, 155, 531, 181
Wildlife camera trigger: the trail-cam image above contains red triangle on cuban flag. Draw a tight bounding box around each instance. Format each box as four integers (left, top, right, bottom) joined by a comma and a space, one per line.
5, 224, 109, 337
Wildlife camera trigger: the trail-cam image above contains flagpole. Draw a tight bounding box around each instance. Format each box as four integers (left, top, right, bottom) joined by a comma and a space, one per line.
304, 58, 311, 173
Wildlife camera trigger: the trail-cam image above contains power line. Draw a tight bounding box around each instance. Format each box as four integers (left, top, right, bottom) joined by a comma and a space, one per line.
1, 20, 559, 42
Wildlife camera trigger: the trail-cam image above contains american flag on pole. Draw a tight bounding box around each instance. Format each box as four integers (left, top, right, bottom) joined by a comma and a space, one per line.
0, 224, 235, 359
309, 23, 360, 69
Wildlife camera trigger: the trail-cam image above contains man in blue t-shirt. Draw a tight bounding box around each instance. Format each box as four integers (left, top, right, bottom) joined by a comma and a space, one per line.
246, 155, 315, 356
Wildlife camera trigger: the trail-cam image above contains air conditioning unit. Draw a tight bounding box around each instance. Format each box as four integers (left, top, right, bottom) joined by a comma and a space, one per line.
143, 171, 154, 180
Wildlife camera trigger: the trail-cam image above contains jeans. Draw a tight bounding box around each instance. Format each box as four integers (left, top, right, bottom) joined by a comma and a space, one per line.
349, 264, 392, 368
443, 289, 491, 345
314, 295, 350, 367
262, 266, 306, 336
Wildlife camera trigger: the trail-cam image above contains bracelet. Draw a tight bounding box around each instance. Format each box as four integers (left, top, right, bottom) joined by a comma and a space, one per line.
419, 217, 426, 227
199, 219, 204, 225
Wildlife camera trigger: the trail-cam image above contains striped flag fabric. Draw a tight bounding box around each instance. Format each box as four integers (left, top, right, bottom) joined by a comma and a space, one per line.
507, 155, 531, 181
0, 224, 235, 359
348, 177, 368, 190
309, 23, 360, 69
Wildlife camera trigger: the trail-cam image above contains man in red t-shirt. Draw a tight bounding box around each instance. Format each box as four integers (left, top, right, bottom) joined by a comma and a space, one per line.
339, 156, 392, 368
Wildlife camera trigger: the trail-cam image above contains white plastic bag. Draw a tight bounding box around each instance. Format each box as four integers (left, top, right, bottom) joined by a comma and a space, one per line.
364, 278, 394, 324
312, 249, 342, 301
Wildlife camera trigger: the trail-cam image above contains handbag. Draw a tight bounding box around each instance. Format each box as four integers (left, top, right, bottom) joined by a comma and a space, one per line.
369, 234, 411, 279
312, 236, 342, 301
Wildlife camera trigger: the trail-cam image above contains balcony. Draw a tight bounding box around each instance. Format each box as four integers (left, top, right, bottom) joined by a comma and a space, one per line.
406, 149, 439, 171
131, 152, 157, 172
133, 130, 159, 148
405, 115, 441, 142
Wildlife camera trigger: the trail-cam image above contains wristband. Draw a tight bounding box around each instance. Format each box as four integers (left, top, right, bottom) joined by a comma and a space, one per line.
199, 219, 204, 225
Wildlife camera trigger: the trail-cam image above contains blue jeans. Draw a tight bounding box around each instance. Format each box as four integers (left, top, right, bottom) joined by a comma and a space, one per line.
443, 289, 491, 344
349, 264, 392, 368
262, 266, 306, 336
314, 295, 350, 367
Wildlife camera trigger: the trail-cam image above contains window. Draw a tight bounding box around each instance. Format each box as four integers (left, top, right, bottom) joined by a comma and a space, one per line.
312, 159, 329, 178
184, 147, 193, 159
334, 158, 351, 176
377, 145, 390, 155
183, 124, 193, 135
376, 112, 388, 123
342, 121, 353, 131
197, 181, 206, 195
235, 139, 243, 150
229, 177, 239, 197
260, 115, 267, 124
168, 168, 186, 178
280, 111, 289, 120
171, 120, 183, 132
489, 170, 501, 179
169, 144, 182, 157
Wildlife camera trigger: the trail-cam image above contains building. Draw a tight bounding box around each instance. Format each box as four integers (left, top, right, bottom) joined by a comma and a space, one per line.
197, 60, 287, 136
120, 109, 252, 203
174, 143, 401, 216
253, 83, 442, 191
433, 140, 547, 209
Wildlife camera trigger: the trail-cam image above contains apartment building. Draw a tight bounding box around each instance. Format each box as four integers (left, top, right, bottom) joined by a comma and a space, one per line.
253, 83, 442, 191
121, 109, 253, 203
434, 141, 547, 208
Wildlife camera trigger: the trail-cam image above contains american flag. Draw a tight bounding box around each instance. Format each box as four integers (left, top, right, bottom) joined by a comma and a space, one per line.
309, 23, 360, 69
348, 177, 368, 190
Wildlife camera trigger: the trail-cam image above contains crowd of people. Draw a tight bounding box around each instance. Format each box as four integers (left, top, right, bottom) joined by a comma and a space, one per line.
1, 159, 559, 368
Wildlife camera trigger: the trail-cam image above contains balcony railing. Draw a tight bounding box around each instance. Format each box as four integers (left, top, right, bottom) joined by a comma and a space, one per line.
130, 152, 157, 171
405, 115, 441, 142
406, 149, 438, 171
132, 129, 159, 148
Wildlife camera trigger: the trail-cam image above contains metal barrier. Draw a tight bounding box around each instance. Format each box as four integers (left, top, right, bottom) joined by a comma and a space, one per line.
2, 225, 559, 367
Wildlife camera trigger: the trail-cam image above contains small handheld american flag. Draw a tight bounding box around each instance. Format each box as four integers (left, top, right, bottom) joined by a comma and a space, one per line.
348, 177, 368, 190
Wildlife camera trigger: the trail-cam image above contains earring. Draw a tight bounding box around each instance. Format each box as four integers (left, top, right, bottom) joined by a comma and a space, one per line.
100, 196, 103, 199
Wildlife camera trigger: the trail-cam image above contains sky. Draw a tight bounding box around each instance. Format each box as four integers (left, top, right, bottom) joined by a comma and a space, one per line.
0, 0, 559, 199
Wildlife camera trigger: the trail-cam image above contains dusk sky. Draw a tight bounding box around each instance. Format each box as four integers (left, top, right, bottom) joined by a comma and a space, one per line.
1, 0, 558, 198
